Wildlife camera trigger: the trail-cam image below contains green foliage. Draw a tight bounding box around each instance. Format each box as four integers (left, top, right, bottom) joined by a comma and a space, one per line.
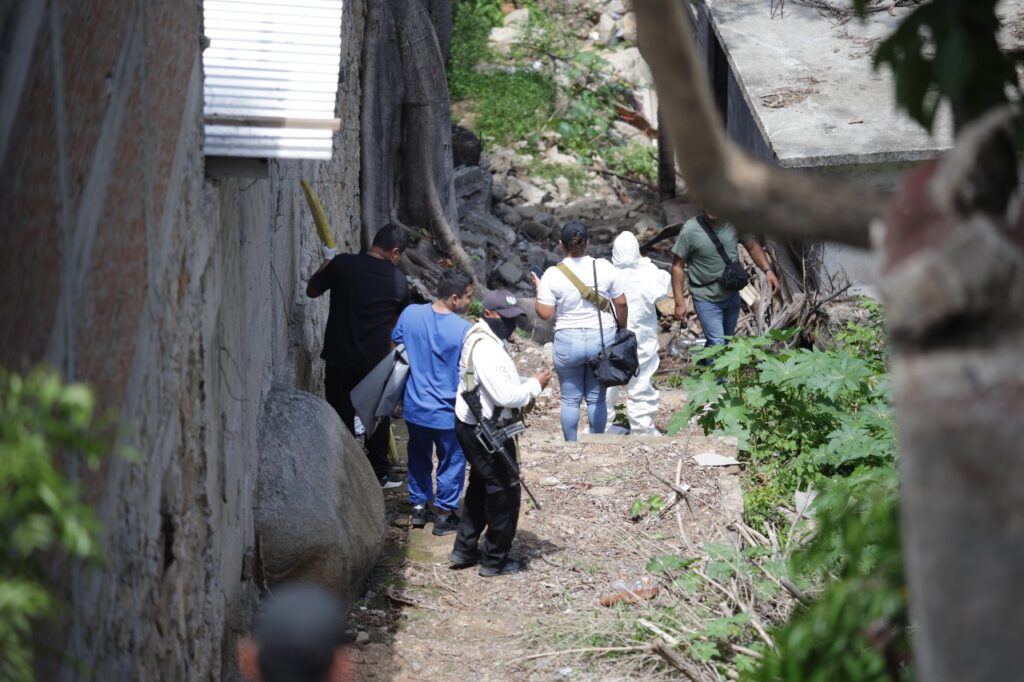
604, 143, 658, 184
449, 2, 556, 145
467, 298, 484, 320
612, 402, 630, 430
449, 0, 504, 101
449, 2, 649, 179
857, 0, 1020, 130
670, 325, 893, 530
629, 494, 667, 521
750, 467, 910, 681
0, 369, 120, 681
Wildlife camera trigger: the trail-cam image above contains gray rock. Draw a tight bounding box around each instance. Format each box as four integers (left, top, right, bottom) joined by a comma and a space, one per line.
256, 387, 385, 602
496, 259, 525, 287
596, 13, 617, 45
620, 11, 637, 42
605, 47, 652, 88
461, 230, 490, 249
507, 176, 549, 205
461, 210, 517, 245
454, 165, 492, 215
489, 25, 522, 53
504, 8, 531, 27
491, 179, 509, 202
526, 244, 548, 268
612, 120, 649, 146
494, 203, 523, 226
522, 219, 554, 241
555, 176, 572, 199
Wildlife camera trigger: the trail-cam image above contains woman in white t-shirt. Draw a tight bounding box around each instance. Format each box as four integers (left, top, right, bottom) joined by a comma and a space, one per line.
532, 222, 628, 441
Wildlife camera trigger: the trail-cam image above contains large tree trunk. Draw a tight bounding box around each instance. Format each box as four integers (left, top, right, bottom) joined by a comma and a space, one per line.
633, 1, 1024, 679
360, 1, 404, 249
361, 0, 476, 282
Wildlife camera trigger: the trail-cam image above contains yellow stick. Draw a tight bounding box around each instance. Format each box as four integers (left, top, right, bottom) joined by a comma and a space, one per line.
300, 179, 336, 249
387, 425, 398, 465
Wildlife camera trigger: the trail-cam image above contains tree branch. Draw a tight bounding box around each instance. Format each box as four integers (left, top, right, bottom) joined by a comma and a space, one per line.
633, 0, 882, 248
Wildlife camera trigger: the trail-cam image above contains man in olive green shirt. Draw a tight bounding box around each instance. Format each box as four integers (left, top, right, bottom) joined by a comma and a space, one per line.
670, 212, 779, 346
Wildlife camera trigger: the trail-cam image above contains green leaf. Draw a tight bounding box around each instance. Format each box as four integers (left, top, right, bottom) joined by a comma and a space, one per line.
629, 498, 646, 518
673, 572, 704, 596
646, 555, 698, 573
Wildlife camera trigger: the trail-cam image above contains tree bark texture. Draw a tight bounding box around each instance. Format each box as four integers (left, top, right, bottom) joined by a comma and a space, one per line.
633, 1, 1024, 678
361, 0, 476, 280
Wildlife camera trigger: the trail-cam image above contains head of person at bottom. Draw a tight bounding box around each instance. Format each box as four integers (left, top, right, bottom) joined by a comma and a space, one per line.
436, 268, 475, 315
237, 583, 354, 682
481, 288, 527, 342
559, 221, 590, 257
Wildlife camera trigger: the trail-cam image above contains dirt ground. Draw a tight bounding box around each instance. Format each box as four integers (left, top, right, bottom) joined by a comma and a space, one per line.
348, 339, 744, 681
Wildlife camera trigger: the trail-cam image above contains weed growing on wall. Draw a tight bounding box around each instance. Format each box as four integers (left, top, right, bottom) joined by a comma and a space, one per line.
0, 369, 130, 681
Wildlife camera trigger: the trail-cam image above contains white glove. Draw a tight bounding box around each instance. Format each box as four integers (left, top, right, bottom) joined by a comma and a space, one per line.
322, 245, 337, 260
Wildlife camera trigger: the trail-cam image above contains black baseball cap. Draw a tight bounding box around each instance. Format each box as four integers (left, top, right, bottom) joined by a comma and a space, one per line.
482, 289, 526, 318
255, 584, 351, 682
560, 221, 589, 243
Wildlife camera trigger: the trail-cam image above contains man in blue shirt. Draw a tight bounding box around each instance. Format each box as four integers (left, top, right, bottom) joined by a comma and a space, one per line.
391, 269, 474, 535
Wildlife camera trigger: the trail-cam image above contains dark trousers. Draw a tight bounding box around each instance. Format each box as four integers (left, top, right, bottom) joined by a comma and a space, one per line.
452, 419, 521, 570
325, 364, 392, 480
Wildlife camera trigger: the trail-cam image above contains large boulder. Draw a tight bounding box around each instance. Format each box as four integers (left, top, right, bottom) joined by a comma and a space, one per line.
256, 387, 385, 602
461, 209, 517, 245
454, 165, 493, 215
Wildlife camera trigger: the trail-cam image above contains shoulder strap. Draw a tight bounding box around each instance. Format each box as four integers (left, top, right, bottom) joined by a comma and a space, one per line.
556, 263, 611, 313
696, 215, 735, 266
462, 331, 493, 391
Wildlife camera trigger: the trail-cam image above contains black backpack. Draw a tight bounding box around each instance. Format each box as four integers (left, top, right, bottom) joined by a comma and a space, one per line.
689, 215, 749, 291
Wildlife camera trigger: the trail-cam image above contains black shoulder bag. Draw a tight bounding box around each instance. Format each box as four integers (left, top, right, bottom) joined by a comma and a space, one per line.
690, 215, 749, 291
556, 260, 640, 388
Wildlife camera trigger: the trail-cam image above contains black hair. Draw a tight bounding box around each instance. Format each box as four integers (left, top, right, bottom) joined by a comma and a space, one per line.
255, 584, 350, 682
436, 268, 474, 300
371, 223, 409, 252
560, 221, 589, 257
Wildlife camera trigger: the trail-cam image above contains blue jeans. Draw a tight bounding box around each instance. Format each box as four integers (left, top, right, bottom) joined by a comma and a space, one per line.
693, 293, 741, 346
405, 422, 466, 512
553, 327, 614, 441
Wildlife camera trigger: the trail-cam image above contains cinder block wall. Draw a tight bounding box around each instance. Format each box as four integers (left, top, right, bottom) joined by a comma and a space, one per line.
0, 1, 365, 679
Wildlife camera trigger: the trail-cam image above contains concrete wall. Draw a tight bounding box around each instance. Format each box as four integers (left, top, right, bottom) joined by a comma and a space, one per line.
0, 0, 365, 679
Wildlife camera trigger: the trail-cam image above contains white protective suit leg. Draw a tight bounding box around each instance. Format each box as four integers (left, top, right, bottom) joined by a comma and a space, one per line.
626, 337, 660, 433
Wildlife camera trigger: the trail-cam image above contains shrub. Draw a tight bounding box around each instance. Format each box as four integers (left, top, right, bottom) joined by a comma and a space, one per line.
0, 369, 124, 681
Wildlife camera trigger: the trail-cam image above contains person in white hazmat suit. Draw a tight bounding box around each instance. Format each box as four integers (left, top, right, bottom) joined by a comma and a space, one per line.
607, 232, 672, 435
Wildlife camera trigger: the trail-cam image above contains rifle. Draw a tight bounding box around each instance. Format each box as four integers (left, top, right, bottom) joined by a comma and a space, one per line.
460, 386, 542, 510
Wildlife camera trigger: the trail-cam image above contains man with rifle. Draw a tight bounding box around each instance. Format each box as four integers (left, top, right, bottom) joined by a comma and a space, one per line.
449, 290, 552, 577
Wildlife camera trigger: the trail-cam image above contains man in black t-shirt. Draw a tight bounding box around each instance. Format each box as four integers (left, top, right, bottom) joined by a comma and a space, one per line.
307, 224, 410, 488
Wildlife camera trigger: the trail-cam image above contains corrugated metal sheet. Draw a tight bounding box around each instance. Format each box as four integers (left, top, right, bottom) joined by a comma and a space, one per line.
202, 0, 343, 160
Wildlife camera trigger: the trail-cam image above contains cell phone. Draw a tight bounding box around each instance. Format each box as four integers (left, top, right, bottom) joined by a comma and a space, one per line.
529, 265, 544, 280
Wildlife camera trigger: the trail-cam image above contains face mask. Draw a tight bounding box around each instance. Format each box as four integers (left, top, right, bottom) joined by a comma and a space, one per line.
485, 315, 517, 341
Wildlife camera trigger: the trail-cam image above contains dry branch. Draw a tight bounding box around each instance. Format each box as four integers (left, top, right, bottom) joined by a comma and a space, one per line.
651, 639, 705, 681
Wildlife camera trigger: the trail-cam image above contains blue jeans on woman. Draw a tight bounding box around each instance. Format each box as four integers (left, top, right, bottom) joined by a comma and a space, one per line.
553, 327, 614, 441
693, 292, 741, 346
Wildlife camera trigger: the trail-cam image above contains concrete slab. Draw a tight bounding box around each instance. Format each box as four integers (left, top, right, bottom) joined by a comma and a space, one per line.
702, 0, 1024, 168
